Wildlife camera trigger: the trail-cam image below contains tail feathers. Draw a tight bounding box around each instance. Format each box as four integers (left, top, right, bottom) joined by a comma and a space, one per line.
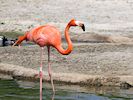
12, 35, 27, 46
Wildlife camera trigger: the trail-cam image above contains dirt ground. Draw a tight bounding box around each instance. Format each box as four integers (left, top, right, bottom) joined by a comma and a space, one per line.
0, 42, 133, 86
0, 43, 133, 76
0, 0, 133, 36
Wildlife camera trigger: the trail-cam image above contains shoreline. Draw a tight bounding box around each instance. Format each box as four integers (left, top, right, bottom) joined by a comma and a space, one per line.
0, 63, 132, 88
0, 40, 133, 88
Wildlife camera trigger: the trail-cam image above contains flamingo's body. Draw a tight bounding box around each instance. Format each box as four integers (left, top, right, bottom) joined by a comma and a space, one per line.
27, 25, 61, 47
13, 19, 85, 100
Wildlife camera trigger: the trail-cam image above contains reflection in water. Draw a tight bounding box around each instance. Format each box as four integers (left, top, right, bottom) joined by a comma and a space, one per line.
51, 93, 55, 100
0, 80, 132, 100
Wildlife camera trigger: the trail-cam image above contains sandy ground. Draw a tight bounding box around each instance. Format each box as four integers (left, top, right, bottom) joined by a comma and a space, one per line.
0, 0, 133, 36
0, 43, 133, 87
0, 0, 133, 87
0, 43, 133, 76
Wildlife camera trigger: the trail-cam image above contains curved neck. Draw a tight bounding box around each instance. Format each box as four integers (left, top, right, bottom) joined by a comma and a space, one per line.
55, 23, 73, 55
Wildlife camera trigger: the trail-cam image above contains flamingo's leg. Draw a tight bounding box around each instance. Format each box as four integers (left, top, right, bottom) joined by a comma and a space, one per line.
40, 47, 44, 100
47, 46, 55, 94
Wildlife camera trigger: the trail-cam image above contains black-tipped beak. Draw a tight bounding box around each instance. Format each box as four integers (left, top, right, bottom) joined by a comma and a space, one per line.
81, 24, 85, 31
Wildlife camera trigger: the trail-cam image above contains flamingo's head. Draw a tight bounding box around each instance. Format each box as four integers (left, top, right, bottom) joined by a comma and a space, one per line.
69, 19, 85, 31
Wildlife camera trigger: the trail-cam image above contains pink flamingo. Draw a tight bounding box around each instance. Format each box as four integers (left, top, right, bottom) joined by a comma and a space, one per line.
13, 19, 85, 100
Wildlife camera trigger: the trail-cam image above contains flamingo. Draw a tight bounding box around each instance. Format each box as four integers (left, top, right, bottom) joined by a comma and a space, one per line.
13, 19, 85, 100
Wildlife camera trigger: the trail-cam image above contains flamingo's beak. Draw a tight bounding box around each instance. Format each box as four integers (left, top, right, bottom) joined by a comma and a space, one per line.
81, 24, 85, 31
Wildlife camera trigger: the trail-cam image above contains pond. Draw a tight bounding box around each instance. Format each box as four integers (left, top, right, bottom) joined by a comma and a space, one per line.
0, 80, 133, 100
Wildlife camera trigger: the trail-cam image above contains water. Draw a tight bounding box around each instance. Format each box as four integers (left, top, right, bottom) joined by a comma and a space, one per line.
0, 80, 133, 100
